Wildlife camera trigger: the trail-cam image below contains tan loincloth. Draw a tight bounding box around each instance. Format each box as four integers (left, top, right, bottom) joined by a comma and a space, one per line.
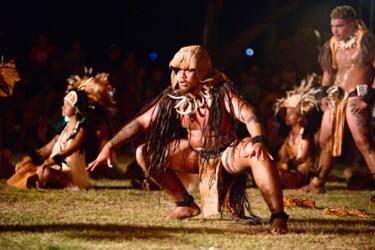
327, 86, 349, 157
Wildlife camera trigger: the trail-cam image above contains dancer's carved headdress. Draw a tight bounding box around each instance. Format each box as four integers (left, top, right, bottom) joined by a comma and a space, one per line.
169, 45, 228, 89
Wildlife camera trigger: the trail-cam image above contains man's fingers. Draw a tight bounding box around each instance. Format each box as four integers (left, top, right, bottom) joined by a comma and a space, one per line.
107, 159, 113, 168
86, 161, 97, 171
268, 153, 274, 160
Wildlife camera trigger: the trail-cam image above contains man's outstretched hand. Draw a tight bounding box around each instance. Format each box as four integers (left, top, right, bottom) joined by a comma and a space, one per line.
86, 144, 114, 171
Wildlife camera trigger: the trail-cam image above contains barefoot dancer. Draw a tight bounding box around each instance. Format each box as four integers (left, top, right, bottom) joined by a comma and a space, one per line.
300, 6, 375, 193
88, 45, 288, 234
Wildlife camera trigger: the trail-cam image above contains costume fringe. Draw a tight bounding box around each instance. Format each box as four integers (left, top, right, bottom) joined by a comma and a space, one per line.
318, 41, 333, 72
360, 32, 375, 68
219, 169, 267, 224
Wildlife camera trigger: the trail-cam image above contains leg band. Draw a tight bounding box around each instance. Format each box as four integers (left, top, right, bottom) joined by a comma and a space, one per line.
175, 195, 194, 207
270, 212, 289, 223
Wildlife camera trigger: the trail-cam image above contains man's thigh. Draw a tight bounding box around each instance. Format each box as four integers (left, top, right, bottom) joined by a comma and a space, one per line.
346, 98, 373, 143
166, 139, 200, 173
221, 138, 256, 174
319, 109, 332, 144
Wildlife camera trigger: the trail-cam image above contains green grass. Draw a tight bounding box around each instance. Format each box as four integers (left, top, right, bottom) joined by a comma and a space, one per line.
0, 153, 374, 249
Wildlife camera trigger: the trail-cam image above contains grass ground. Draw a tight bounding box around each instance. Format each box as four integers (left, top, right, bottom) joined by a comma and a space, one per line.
0, 152, 374, 250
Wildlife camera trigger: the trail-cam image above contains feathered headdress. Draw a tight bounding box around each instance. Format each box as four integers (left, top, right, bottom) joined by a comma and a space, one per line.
273, 73, 320, 116
0, 58, 21, 97
66, 67, 115, 108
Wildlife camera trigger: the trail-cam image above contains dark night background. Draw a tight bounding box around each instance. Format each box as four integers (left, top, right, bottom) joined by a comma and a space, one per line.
0, 0, 374, 154
1, 0, 374, 71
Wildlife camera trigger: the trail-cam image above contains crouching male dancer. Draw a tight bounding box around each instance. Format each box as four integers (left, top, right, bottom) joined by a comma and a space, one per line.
300, 5, 375, 193
87, 45, 288, 234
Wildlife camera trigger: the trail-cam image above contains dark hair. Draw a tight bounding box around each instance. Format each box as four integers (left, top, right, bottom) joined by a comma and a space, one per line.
75, 90, 90, 115
330, 6, 357, 21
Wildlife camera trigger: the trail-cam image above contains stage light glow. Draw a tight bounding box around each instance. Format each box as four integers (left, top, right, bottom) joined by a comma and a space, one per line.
245, 48, 254, 56
149, 52, 158, 61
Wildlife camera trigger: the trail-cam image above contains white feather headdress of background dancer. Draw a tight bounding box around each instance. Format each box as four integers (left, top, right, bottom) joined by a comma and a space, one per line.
273, 73, 321, 117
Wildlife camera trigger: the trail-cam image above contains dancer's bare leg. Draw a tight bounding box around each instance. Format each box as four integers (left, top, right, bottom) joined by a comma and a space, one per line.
222, 138, 288, 234
136, 141, 200, 220
300, 110, 333, 193
346, 99, 375, 178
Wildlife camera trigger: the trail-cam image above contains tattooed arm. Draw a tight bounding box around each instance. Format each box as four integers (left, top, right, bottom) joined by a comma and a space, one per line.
224, 90, 272, 160
109, 120, 143, 149
87, 103, 158, 171
224, 90, 265, 137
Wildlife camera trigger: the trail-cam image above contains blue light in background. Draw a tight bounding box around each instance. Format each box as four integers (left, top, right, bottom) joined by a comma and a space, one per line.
245, 48, 254, 56
149, 52, 158, 61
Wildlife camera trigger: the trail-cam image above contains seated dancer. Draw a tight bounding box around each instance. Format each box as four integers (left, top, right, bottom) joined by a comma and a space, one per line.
273, 74, 321, 189
7, 70, 115, 189
88, 45, 288, 234
69, 69, 123, 180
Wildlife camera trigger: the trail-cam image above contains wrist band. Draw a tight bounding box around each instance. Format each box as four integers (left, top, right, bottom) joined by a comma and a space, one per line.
251, 135, 266, 145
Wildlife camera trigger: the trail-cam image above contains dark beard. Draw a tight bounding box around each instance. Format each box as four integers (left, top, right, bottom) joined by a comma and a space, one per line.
178, 84, 202, 96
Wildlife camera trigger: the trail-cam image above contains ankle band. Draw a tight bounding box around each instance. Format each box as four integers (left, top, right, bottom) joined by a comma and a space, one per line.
270, 212, 289, 223
175, 195, 194, 207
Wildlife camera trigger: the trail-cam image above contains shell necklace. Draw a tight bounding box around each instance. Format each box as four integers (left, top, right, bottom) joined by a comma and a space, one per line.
168, 85, 212, 118
337, 29, 359, 49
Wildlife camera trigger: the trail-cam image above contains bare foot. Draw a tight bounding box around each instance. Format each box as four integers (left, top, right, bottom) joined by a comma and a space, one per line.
269, 218, 288, 234
163, 202, 201, 220
298, 183, 325, 194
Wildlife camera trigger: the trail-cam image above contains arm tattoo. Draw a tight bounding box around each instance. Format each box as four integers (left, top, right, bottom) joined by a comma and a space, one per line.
110, 120, 142, 148
247, 116, 260, 124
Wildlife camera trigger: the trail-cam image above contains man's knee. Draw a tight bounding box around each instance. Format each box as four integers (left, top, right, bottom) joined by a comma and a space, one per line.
135, 145, 148, 171
354, 138, 373, 154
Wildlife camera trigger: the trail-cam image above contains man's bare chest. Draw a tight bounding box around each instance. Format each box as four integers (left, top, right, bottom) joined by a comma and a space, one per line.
336, 47, 360, 67
180, 108, 209, 130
